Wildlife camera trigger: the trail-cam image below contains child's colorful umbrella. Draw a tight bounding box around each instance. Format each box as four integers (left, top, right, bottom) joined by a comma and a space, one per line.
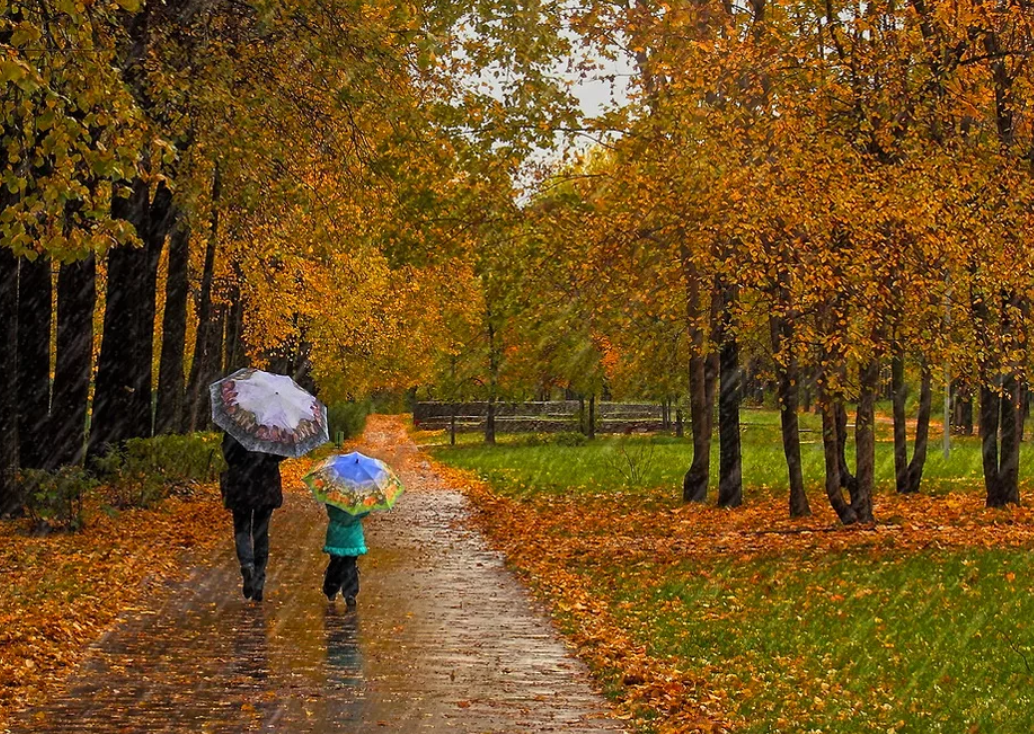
210, 368, 329, 457
303, 452, 405, 515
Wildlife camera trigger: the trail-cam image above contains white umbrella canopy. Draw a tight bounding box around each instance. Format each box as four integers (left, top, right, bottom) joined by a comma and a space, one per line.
210, 368, 329, 457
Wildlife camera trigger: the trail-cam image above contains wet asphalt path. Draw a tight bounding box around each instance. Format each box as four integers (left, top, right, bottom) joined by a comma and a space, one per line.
5, 416, 623, 733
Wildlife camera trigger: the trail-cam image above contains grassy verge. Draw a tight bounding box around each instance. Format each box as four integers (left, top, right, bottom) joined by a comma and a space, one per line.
418, 424, 1022, 500
423, 418, 1034, 733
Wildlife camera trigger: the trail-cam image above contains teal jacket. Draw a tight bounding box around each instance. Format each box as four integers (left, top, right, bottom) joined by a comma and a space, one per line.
324, 505, 368, 556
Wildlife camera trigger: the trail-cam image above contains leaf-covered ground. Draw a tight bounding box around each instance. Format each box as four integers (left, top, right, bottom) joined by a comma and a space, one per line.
425, 433, 1034, 733
0, 479, 237, 729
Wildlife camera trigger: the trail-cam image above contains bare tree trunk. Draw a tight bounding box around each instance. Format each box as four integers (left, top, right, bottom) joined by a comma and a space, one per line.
770, 301, 809, 517
0, 249, 19, 515
48, 256, 96, 468
852, 359, 878, 523
184, 169, 221, 432
821, 396, 858, 525
716, 281, 742, 509
981, 382, 1003, 506
90, 180, 149, 460
906, 365, 933, 493
682, 255, 711, 503
155, 220, 189, 435
17, 255, 52, 470
1000, 372, 1021, 505
892, 349, 909, 492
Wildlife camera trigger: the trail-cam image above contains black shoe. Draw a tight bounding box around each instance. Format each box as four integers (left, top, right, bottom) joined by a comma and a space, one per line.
241, 566, 255, 599
344, 595, 357, 609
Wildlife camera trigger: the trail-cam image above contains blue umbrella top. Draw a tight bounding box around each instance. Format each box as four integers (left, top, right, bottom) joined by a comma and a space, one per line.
327, 452, 391, 486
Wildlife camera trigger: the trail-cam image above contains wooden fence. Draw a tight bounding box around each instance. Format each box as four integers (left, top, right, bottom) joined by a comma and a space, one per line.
412, 401, 671, 434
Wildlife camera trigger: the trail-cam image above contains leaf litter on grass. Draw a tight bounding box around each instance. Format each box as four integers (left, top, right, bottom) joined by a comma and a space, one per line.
427, 451, 1034, 733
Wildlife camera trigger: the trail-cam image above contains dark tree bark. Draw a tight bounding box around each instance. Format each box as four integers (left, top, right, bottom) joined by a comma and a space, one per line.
484, 316, 498, 445
835, 400, 855, 493
89, 180, 150, 460
891, 350, 909, 492
155, 220, 190, 435
223, 282, 246, 373
716, 281, 742, 509
770, 309, 809, 517
17, 255, 52, 470
588, 394, 596, 440
852, 359, 878, 523
136, 184, 175, 436
185, 170, 221, 432
0, 249, 19, 515
821, 396, 858, 525
893, 354, 933, 494
682, 254, 713, 503
906, 366, 933, 493
675, 407, 684, 438
47, 256, 96, 469
999, 372, 1022, 504
450, 404, 457, 446
981, 382, 1003, 506
485, 395, 496, 444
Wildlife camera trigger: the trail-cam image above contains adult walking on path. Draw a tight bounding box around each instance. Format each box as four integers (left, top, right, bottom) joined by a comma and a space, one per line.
221, 432, 285, 601
6, 415, 624, 734
212, 368, 331, 602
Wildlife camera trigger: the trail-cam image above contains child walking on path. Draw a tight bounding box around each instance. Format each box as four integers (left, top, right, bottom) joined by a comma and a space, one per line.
323, 505, 370, 607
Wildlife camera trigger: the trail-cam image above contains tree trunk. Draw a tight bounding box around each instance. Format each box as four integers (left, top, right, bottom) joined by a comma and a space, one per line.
770, 303, 809, 518
981, 382, 1003, 506
17, 255, 52, 470
906, 365, 933, 493
716, 282, 742, 509
48, 256, 96, 469
588, 394, 596, 440
675, 407, 684, 438
135, 184, 174, 438
682, 252, 712, 503
684, 353, 711, 503
892, 349, 909, 493
223, 283, 246, 373
852, 359, 878, 523
999, 372, 1021, 505
89, 181, 150, 460
821, 397, 858, 525
155, 220, 189, 435
485, 317, 498, 445
485, 395, 496, 445
0, 249, 19, 515
450, 405, 456, 446
185, 170, 221, 432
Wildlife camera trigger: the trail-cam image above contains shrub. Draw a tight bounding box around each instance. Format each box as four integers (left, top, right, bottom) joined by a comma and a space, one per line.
93, 433, 224, 509
328, 400, 371, 443
551, 431, 588, 447
21, 467, 97, 532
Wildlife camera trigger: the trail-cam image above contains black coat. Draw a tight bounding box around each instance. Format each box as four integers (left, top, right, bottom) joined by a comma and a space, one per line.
220, 433, 285, 511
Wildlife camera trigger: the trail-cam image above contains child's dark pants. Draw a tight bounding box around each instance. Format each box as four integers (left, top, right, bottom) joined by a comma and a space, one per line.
323, 555, 359, 600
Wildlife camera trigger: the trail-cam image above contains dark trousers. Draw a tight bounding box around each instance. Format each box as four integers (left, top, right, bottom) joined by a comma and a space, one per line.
232, 506, 274, 589
323, 555, 359, 600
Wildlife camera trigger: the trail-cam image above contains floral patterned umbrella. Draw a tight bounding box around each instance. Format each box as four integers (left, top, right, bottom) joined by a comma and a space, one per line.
303, 452, 404, 515
210, 368, 329, 457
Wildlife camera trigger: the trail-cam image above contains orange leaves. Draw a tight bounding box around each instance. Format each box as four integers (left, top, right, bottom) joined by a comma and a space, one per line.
0, 486, 226, 729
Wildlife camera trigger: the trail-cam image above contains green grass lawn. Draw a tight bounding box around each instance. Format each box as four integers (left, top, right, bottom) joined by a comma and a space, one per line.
423, 419, 1018, 501
590, 548, 1034, 733
424, 408, 1034, 732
